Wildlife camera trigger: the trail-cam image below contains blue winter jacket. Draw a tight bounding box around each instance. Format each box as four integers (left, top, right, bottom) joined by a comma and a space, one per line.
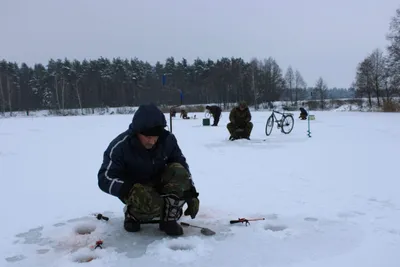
97, 104, 191, 202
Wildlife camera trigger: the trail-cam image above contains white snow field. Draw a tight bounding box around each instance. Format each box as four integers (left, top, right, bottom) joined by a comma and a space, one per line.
1, 110, 400, 267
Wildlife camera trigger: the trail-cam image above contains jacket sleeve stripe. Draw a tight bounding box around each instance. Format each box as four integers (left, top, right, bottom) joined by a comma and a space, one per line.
104, 135, 129, 194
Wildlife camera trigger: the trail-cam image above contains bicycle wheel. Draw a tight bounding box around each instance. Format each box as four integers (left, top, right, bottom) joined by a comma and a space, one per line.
265, 115, 274, 136
281, 115, 294, 134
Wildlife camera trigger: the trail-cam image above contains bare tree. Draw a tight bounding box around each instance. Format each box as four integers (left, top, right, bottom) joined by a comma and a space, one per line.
314, 77, 328, 109
250, 58, 262, 109
284, 66, 294, 103
354, 57, 374, 108
383, 62, 398, 100
0, 64, 5, 115
294, 69, 306, 104
386, 7, 400, 96
387, 7, 400, 66
369, 48, 387, 106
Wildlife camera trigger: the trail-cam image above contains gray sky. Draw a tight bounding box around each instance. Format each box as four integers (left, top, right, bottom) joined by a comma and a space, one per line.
1, 0, 399, 88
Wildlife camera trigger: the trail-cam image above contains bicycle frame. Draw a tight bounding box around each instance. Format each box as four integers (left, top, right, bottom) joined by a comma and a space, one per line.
272, 110, 288, 116
270, 110, 285, 123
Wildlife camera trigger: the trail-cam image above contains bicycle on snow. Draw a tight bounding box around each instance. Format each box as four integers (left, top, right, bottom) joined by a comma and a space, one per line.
265, 110, 294, 136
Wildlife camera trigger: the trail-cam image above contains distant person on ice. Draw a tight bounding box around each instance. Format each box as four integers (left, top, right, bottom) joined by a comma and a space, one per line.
97, 103, 200, 236
180, 109, 189, 119
227, 101, 253, 140
205, 105, 222, 126
299, 107, 308, 120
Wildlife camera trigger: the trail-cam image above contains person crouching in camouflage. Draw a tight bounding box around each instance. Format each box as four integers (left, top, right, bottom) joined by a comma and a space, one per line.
227, 101, 253, 140
180, 109, 189, 119
97, 103, 199, 236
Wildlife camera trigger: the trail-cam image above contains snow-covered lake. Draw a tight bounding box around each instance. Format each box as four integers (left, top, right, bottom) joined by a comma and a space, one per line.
1, 110, 399, 266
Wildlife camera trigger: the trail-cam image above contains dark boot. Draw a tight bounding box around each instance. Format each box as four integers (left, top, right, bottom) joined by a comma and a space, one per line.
124, 209, 141, 232
159, 196, 185, 236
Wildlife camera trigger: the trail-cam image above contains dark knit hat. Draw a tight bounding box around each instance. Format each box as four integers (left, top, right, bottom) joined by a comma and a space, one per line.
140, 125, 164, 137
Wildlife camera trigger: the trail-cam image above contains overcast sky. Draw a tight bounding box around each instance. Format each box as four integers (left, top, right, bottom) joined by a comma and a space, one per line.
1, 0, 399, 88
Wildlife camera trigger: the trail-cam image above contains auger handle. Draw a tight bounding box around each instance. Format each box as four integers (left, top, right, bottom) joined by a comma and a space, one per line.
230, 219, 248, 224
180, 222, 202, 229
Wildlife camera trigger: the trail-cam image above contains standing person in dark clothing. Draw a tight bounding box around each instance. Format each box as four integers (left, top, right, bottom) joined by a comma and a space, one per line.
97, 103, 200, 236
227, 101, 253, 140
205, 105, 222, 126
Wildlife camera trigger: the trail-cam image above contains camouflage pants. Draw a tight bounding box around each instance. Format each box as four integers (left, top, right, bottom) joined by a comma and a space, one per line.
227, 122, 253, 138
124, 163, 193, 221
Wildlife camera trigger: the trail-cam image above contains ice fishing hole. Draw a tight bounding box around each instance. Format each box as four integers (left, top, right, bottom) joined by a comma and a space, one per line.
264, 224, 287, 232
304, 217, 318, 222
72, 253, 98, 263
168, 243, 194, 251
74, 224, 96, 235
36, 249, 50, 255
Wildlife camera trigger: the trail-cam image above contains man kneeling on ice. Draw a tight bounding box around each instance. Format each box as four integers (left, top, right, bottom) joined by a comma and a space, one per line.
97, 103, 200, 236
227, 101, 253, 140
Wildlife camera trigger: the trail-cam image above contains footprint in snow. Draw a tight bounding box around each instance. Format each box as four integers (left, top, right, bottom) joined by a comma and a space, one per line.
5, 254, 27, 263
304, 217, 319, 222
337, 211, 366, 219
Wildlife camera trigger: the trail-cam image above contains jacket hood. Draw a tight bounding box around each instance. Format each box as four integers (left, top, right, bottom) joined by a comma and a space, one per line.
128, 104, 167, 134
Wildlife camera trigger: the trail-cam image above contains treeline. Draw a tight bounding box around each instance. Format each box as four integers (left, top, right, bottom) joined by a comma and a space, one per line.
353, 6, 400, 111
1, 54, 356, 115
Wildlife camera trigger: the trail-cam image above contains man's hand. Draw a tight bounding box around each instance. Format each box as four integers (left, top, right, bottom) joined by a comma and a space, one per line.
184, 197, 199, 219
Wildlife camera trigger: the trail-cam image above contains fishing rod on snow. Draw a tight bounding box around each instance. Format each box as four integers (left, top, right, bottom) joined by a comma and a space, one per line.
230, 217, 265, 226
